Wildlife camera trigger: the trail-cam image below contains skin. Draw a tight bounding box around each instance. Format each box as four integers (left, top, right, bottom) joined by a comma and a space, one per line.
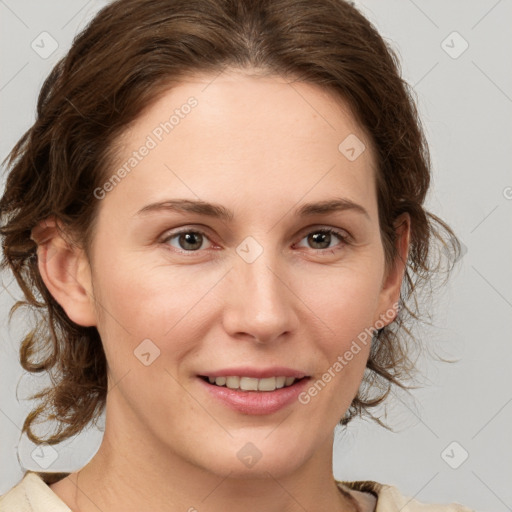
35, 69, 409, 512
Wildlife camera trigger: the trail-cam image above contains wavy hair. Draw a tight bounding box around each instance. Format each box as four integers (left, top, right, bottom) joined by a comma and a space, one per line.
0, 0, 461, 444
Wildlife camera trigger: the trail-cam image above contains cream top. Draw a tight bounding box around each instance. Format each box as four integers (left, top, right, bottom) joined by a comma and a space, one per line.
0, 471, 475, 511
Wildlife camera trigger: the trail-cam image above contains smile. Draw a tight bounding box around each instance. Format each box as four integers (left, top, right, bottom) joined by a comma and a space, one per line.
200, 375, 303, 392
197, 374, 311, 415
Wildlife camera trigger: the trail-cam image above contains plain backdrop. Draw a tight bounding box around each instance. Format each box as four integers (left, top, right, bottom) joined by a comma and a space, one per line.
1, 1, 511, 510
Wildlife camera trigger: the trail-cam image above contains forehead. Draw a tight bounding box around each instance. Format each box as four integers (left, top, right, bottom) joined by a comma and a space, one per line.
101, 70, 378, 220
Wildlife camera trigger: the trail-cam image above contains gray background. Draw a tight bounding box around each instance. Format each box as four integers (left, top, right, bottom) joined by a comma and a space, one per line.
1, 1, 511, 510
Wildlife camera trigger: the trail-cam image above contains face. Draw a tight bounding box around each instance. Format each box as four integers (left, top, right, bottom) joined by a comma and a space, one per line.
61, 70, 406, 478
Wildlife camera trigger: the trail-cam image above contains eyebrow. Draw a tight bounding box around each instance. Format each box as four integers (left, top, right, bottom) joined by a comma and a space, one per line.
135, 197, 370, 221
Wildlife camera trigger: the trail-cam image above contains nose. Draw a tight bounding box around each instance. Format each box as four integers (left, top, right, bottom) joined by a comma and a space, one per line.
222, 246, 299, 344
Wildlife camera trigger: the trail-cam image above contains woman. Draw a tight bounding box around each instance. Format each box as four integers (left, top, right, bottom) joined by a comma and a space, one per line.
0, 0, 471, 510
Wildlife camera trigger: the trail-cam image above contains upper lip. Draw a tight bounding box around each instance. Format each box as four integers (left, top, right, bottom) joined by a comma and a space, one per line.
198, 367, 309, 379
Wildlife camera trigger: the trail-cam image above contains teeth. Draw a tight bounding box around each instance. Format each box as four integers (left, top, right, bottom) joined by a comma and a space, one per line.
206, 375, 299, 391
257, 377, 276, 391
275, 376, 286, 388
226, 376, 240, 389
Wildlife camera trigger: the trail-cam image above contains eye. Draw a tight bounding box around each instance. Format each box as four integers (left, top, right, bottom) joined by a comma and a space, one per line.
295, 228, 349, 252
160, 226, 350, 255
162, 229, 213, 252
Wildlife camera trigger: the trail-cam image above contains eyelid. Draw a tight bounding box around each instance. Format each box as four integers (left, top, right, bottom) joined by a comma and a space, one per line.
160, 224, 352, 255
297, 224, 351, 241
159, 226, 216, 253
293, 226, 351, 251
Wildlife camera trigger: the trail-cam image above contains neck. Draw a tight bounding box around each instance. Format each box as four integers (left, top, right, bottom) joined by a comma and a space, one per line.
65, 401, 356, 512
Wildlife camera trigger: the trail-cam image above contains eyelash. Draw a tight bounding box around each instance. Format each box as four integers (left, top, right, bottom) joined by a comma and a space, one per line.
160, 227, 351, 256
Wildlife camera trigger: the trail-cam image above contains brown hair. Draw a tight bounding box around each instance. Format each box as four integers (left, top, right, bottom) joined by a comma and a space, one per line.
0, 0, 460, 444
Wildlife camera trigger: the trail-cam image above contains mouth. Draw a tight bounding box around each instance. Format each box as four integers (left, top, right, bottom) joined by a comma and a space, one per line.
197, 373, 312, 415
198, 375, 310, 392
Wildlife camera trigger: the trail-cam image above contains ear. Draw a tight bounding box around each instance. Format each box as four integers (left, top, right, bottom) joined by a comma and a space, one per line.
374, 212, 410, 326
31, 217, 97, 327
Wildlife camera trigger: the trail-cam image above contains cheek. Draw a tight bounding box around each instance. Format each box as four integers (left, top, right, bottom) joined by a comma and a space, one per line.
292, 265, 382, 403
295, 262, 383, 346
90, 254, 219, 375
92, 252, 195, 329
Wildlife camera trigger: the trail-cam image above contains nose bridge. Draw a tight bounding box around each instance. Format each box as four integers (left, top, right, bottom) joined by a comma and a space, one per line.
224, 236, 296, 342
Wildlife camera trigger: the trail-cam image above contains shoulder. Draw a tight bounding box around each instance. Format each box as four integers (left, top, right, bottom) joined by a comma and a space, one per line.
0, 471, 71, 512
1, 472, 475, 512
336, 479, 476, 512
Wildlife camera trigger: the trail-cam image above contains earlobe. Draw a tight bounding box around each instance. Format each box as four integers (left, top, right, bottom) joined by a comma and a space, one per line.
32, 217, 97, 327
376, 212, 411, 325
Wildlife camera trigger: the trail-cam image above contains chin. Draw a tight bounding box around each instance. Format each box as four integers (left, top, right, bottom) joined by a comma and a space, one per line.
194, 435, 312, 480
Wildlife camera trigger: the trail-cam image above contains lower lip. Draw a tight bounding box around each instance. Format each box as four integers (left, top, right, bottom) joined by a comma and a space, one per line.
197, 377, 311, 415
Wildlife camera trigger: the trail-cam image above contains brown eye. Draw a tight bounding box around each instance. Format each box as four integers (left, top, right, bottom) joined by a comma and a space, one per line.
296, 228, 349, 251
163, 230, 211, 252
